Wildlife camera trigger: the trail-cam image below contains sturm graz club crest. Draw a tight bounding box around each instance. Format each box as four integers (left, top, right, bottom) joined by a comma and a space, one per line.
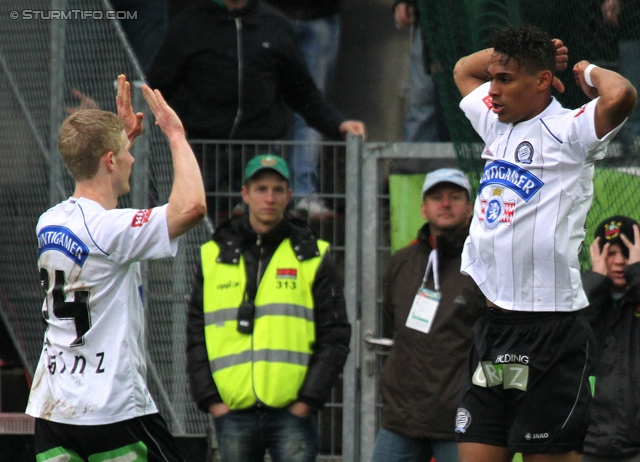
484, 188, 505, 228
455, 408, 472, 433
515, 141, 533, 164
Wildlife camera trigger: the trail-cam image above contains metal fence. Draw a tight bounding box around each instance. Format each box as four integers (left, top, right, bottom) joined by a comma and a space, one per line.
352, 142, 458, 462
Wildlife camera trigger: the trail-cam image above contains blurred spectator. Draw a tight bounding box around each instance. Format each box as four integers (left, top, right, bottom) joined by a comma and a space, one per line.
370, 169, 485, 462
391, 0, 449, 175
111, 0, 169, 75
601, 0, 640, 156
582, 215, 640, 462
394, 0, 448, 142
147, 0, 364, 220
264, 0, 342, 220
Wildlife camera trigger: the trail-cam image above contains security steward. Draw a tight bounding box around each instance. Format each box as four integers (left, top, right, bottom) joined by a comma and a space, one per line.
186, 154, 351, 462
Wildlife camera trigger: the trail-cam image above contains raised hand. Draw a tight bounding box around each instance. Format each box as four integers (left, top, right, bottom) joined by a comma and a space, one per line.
620, 224, 640, 265
116, 74, 144, 142
551, 38, 568, 93
141, 84, 185, 140
589, 237, 609, 277
66, 88, 99, 115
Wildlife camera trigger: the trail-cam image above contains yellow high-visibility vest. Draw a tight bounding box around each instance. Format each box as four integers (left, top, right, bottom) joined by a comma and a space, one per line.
201, 237, 329, 409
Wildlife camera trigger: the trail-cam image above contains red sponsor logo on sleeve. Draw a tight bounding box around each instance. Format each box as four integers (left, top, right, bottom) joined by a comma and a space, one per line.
574, 105, 587, 118
132, 209, 152, 227
482, 95, 493, 109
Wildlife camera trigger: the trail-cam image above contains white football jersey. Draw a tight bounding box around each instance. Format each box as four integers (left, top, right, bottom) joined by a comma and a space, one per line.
460, 82, 623, 312
26, 197, 178, 425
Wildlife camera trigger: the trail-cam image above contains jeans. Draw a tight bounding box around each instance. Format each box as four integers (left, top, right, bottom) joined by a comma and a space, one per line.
370, 428, 459, 462
213, 407, 319, 462
404, 28, 448, 143
288, 14, 341, 195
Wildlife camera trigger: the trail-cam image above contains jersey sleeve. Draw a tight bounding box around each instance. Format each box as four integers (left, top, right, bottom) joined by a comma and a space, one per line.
83, 203, 178, 264
459, 82, 496, 144
567, 98, 625, 160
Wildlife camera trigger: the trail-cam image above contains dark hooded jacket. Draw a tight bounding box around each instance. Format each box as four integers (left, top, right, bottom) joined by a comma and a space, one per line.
186, 214, 351, 412
380, 222, 486, 439
582, 262, 640, 457
147, 0, 345, 140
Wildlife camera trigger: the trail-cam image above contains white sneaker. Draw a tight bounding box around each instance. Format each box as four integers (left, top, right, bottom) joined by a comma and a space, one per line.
295, 196, 334, 221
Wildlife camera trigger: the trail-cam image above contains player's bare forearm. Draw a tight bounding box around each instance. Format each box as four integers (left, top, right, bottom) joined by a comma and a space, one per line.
454, 48, 494, 97
165, 135, 206, 239
573, 61, 637, 138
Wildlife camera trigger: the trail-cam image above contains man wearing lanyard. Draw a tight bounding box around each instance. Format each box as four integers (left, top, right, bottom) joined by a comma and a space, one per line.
371, 168, 486, 462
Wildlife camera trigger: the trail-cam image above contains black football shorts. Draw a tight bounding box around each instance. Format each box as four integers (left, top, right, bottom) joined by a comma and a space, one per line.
455, 308, 595, 454
34, 413, 184, 462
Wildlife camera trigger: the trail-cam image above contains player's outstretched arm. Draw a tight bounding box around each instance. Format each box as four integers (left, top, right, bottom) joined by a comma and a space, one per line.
573, 60, 637, 139
142, 84, 206, 240
453, 48, 494, 98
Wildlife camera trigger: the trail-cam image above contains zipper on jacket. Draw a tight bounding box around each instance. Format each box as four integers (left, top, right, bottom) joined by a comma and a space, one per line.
256, 234, 264, 287
253, 233, 265, 406
229, 17, 243, 139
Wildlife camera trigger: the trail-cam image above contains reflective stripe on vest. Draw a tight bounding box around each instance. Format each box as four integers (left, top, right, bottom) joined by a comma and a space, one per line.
201, 237, 329, 409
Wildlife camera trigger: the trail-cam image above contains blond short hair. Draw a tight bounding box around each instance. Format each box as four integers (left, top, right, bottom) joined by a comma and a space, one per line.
58, 109, 124, 181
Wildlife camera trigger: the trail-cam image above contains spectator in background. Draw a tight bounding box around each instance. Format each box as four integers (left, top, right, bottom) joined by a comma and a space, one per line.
601, 0, 640, 156
370, 169, 486, 462
264, 0, 343, 220
581, 216, 640, 462
111, 0, 169, 75
186, 154, 351, 462
147, 0, 364, 221
393, 0, 449, 144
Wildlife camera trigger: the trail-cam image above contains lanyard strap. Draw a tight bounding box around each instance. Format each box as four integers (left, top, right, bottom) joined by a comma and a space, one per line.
422, 249, 440, 292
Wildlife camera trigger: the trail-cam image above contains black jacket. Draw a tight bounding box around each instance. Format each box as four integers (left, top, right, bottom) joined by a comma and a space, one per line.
147, 0, 345, 140
380, 222, 486, 439
264, 0, 341, 20
582, 262, 640, 457
186, 214, 351, 413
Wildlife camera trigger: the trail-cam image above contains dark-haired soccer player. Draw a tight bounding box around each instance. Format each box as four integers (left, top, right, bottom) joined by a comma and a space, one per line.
452, 24, 637, 462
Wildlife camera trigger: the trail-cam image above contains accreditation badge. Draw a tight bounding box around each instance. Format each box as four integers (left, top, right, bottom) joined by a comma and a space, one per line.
405, 287, 440, 334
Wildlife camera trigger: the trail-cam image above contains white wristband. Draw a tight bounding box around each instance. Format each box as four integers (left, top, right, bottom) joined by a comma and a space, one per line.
584, 64, 598, 88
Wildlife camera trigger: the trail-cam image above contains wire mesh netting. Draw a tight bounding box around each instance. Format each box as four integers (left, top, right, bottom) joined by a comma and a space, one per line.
417, 0, 640, 269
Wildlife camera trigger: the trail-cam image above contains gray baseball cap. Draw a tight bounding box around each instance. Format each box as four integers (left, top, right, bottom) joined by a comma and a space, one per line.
421, 168, 471, 198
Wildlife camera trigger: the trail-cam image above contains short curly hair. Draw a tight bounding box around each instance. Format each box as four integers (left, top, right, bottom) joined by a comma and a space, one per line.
58, 109, 124, 181
490, 24, 556, 76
